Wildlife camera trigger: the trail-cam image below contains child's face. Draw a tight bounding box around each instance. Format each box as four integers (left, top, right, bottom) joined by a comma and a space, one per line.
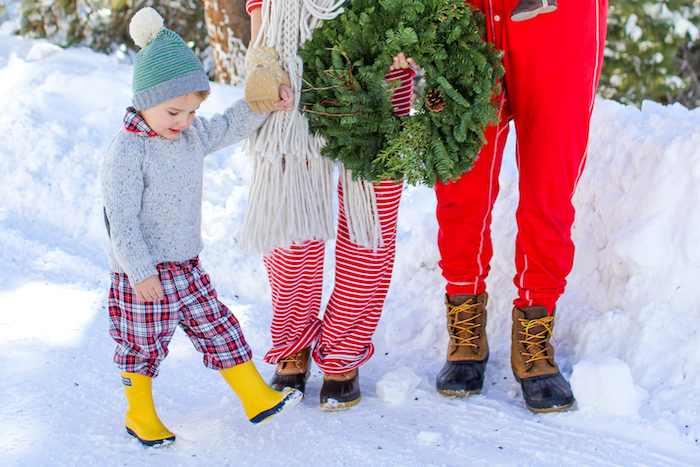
140, 93, 204, 140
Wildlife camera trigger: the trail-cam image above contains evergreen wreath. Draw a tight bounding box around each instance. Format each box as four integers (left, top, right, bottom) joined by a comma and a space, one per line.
299, 0, 504, 186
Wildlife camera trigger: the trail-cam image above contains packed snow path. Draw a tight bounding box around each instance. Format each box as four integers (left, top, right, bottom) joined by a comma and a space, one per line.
1, 34, 700, 466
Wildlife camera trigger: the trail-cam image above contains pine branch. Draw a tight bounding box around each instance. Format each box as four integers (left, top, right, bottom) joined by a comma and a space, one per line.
299, 0, 504, 185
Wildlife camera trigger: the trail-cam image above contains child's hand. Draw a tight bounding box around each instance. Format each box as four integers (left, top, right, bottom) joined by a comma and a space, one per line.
390, 52, 418, 71
273, 84, 295, 112
134, 275, 164, 302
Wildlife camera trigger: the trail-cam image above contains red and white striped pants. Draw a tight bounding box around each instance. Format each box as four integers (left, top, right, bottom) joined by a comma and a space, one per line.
244, 31, 414, 373
263, 179, 403, 374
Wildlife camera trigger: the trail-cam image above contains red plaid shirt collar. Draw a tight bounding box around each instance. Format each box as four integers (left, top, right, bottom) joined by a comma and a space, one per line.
124, 107, 157, 137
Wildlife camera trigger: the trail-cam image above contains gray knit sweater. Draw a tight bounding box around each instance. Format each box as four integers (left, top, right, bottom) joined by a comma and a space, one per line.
101, 99, 267, 287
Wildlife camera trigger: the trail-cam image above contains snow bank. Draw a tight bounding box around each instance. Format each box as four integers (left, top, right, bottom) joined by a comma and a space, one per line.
2, 33, 700, 465
570, 357, 648, 416
376, 367, 422, 403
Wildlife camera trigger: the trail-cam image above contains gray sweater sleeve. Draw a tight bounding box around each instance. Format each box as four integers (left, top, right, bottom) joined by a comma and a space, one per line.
193, 99, 269, 155
100, 100, 269, 287
101, 133, 159, 285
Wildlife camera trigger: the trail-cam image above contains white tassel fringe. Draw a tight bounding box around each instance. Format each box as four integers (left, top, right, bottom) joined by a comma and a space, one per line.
241, 0, 381, 254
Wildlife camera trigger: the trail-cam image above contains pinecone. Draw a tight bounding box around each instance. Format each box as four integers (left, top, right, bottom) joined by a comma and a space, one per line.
425, 88, 445, 112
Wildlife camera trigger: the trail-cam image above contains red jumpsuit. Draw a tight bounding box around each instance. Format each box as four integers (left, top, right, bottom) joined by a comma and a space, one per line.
436, 0, 608, 313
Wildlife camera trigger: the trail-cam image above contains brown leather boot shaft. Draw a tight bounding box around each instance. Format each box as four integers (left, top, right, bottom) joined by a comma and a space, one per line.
511, 306, 559, 379
445, 292, 488, 362
323, 368, 358, 382
275, 347, 312, 376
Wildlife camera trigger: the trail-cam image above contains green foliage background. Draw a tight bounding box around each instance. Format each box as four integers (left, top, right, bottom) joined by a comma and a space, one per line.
2, 0, 700, 108
601, 0, 700, 108
14, 0, 208, 63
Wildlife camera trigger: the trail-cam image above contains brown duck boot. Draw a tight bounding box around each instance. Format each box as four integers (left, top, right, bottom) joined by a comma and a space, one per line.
435, 293, 489, 396
319, 369, 361, 411
511, 306, 575, 413
270, 347, 312, 394
511, 0, 558, 22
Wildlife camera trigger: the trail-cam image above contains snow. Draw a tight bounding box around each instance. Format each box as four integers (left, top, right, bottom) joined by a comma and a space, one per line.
570, 357, 648, 417
376, 367, 422, 404
2, 32, 700, 466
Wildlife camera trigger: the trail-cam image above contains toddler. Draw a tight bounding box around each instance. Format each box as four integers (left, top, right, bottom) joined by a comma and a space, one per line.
101, 7, 298, 447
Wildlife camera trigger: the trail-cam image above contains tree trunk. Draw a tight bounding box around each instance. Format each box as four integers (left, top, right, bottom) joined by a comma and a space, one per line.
203, 0, 250, 85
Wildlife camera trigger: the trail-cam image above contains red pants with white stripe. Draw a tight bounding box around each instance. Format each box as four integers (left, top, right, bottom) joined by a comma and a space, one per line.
263, 180, 403, 374
436, 0, 608, 314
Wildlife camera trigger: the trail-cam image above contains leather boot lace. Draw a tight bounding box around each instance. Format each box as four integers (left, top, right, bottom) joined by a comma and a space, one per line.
517, 316, 555, 364
279, 350, 305, 370
446, 299, 483, 349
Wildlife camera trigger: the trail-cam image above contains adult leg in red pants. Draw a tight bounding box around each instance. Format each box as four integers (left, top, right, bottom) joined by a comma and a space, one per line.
435, 0, 607, 412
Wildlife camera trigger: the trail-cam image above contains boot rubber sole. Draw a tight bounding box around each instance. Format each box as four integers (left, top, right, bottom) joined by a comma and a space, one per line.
126, 427, 176, 447
525, 400, 575, 413
250, 389, 303, 424
513, 373, 575, 413
436, 387, 483, 397
270, 369, 311, 395
319, 396, 362, 411
435, 353, 489, 397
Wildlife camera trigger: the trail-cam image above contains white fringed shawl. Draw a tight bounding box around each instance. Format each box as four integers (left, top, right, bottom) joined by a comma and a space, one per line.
240, 0, 383, 254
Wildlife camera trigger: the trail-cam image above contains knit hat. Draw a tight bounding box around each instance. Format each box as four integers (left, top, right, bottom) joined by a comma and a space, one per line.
129, 7, 210, 111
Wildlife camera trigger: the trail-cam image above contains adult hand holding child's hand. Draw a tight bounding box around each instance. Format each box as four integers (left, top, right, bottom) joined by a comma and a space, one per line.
244, 44, 292, 113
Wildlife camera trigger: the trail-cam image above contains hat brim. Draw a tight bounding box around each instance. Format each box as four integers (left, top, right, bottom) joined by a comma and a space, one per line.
133, 71, 210, 111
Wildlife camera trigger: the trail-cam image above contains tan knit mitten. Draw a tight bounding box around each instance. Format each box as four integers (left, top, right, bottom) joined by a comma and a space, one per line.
244, 45, 291, 113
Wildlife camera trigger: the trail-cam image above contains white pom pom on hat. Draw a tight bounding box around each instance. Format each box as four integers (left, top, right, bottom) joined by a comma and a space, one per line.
129, 7, 164, 49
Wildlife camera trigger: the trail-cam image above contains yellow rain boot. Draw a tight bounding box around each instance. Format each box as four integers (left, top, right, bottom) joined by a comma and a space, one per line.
121, 372, 175, 447
220, 360, 302, 424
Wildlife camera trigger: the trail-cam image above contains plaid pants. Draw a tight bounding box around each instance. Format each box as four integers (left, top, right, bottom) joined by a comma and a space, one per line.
109, 258, 252, 377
